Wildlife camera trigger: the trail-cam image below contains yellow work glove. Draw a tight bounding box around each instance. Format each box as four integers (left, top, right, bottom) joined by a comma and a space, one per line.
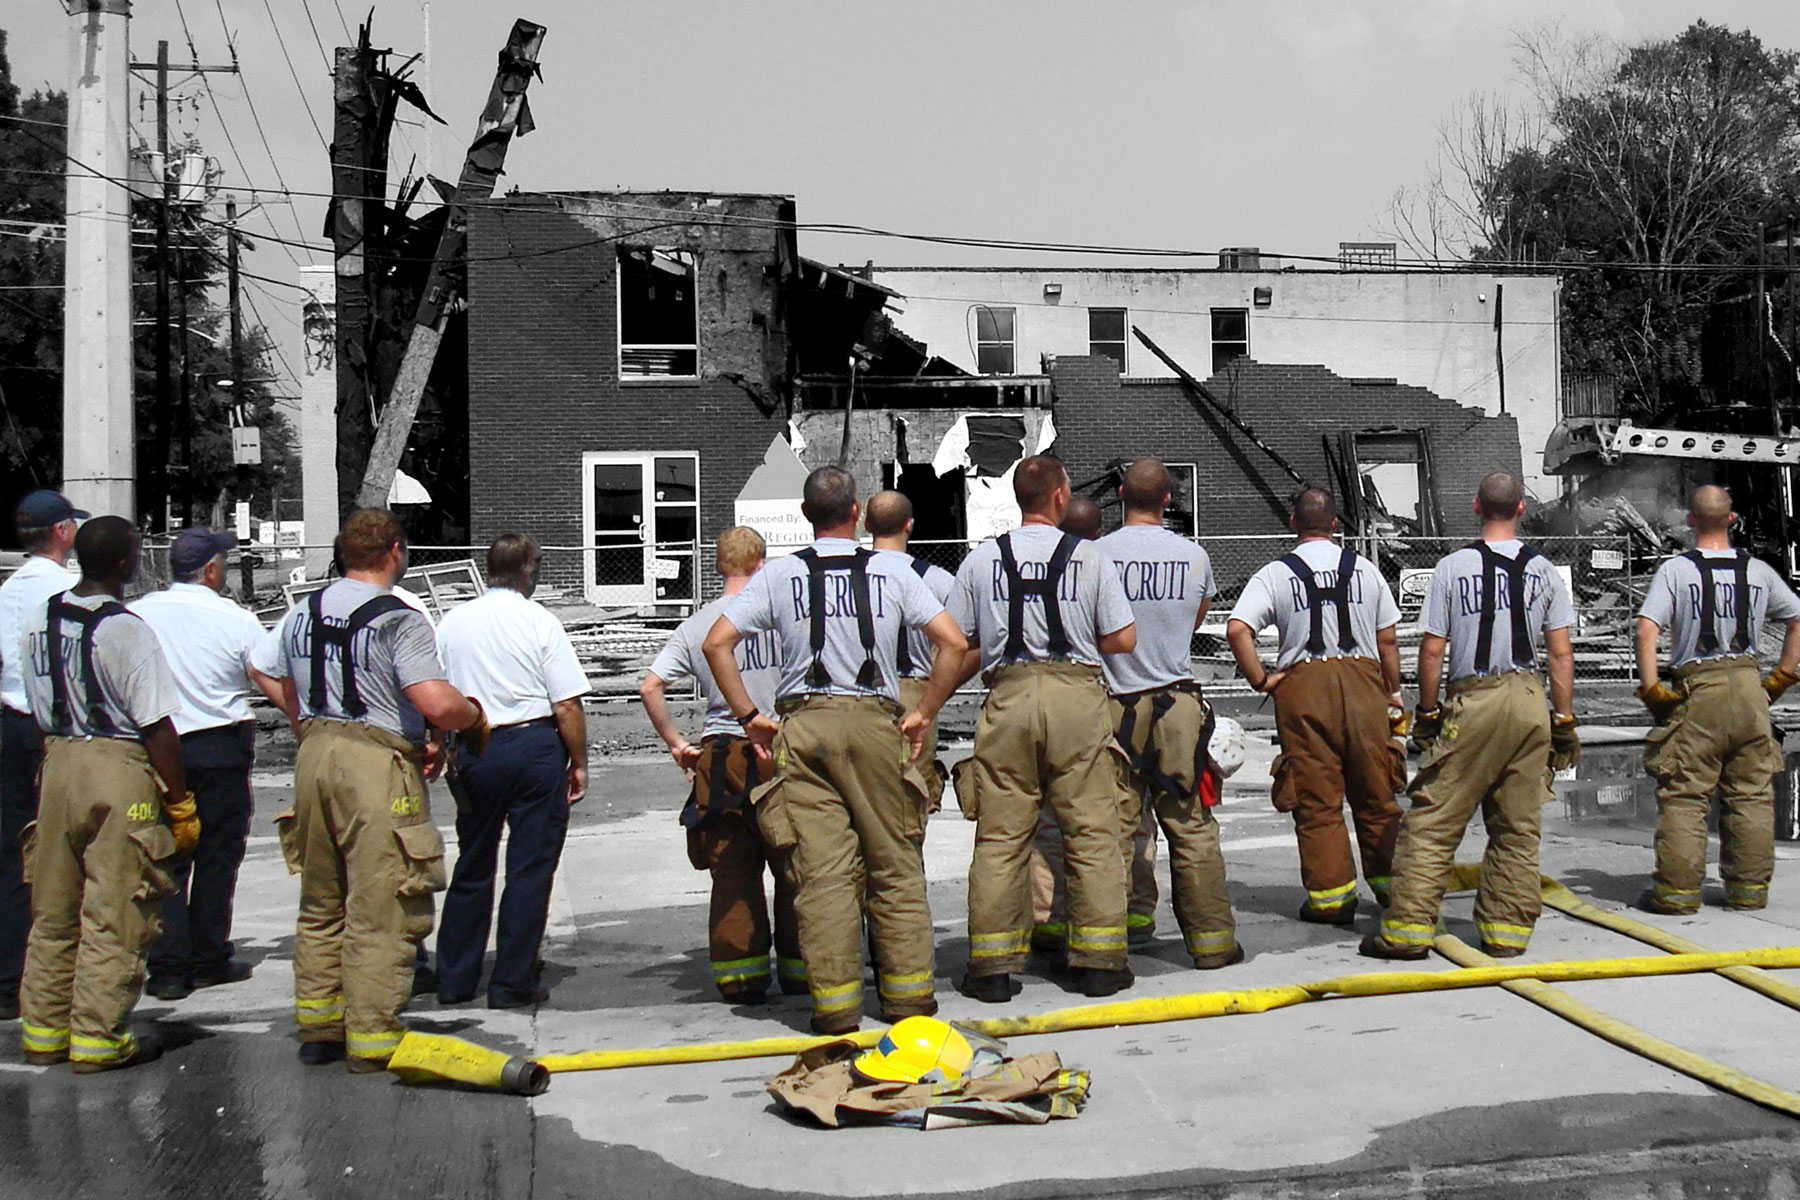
460, 696, 492, 758
1765, 667, 1800, 704
163, 793, 201, 858
1550, 712, 1581, 771
1408, 707, 1441, 755
1387, 701, 1410, 740
1636, 680, 1684, 722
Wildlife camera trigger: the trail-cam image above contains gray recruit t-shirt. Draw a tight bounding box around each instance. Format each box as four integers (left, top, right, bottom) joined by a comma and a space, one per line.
1230, 539, 1400, 671
1094, 524, 1216, 693
1638, 550, 1800, 670
872, 550, 956, 681
650, 594, 782, 739
721, 537, 946, 703
1422, 540, 1576, 683
950, 524, 1136, 673
264, 579, 446, 740
20, 591, 181, 740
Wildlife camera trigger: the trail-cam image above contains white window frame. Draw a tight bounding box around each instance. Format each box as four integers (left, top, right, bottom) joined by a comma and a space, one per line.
618, 247, 699, 382
1088, 307, 1129, 373
973, 305, 1017, 375
1210, 307, 1249, 375
580, 451, 701, 608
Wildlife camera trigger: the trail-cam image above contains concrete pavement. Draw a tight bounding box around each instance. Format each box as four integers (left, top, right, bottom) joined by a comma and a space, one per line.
6, 712, 1800, 1198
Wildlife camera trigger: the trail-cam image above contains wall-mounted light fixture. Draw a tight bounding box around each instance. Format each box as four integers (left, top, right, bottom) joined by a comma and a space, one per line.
1043, 282, 1063, 299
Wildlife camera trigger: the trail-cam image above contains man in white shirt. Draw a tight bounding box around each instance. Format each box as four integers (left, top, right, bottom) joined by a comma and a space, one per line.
434, 533, 591, 1008
132, 527, 290, 1000
0, 489, 84, 1022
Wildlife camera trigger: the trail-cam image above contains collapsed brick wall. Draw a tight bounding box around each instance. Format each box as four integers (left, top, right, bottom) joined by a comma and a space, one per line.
465, 200, 788, 594
1051, 355, 1522, 547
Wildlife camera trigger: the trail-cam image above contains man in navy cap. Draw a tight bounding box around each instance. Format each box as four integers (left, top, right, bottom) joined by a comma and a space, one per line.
0, 490, 86, 1021
132, 527, 290, 999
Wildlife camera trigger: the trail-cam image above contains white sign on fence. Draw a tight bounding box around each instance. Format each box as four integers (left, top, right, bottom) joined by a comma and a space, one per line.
1590, 548, 1625, 570
649, 557, 682, 581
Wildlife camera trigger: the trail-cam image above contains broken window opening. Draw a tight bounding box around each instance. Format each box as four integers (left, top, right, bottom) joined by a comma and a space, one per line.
974, 306, 1016, 375
1334, 429, 1442, 539
1089, 308, 1128, 373
1163, 461, 1199, 537
1210, 308, 1248, 376
619, 247, 699, 379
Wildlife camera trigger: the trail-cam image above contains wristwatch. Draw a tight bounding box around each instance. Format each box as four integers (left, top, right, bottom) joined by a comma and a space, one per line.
736, 706, 761, 727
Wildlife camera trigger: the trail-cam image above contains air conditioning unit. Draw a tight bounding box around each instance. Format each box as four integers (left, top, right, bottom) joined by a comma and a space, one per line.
1218, 247, 1262, 271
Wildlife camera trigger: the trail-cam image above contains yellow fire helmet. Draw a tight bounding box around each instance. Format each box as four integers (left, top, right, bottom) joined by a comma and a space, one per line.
851, 1016, 976, 1086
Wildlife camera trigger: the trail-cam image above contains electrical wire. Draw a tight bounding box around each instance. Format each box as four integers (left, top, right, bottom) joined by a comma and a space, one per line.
213, 0, 319, 254
298, 0, 336, 74
262, 0, 330, 150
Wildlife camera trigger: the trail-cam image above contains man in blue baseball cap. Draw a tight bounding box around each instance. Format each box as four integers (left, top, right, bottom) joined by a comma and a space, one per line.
133, 527, 291, 999
0, 490, 87, 1022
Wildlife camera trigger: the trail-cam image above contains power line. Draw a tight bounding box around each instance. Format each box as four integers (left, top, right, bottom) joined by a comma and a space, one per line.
261, 0, 330, 150
298, 0, 335, 74
212, 0, 319, 256
331, 0, 353, 41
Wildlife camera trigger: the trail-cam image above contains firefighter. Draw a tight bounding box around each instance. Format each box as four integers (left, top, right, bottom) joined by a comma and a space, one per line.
1095, 457, 1238, 968
1227, 486, 1405, 926
1363, 471, 1579, 960
703, 469, 967, 1035
866, 490, 957, 815
1060, 496, 1103, 541
1636, 485, 1800, 914
261, 509, 490, 1071
641, 526, 802, 1003
951, 454, 1139, 1001
18, 516, 192, 1072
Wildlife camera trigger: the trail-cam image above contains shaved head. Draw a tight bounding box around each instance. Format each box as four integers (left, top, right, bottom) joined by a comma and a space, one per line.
1061, 496, 1103, 540
1290, 487, 1337, 535
1476, 471, 1525, 522
1120, 457, 1173, 514
864, 490, 914, 538
802, 466, 858, 528
1013, 455, 1069, 516
1690, 485, 1733, 533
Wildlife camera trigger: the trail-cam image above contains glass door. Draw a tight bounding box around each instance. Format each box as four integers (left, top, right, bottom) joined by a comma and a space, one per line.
583, 455, 651, 606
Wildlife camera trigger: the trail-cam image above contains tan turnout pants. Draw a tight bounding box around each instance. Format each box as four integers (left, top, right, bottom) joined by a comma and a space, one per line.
1646, 657, 1784, 911
687, 735, 803, 997
962, 663, 1129, 975
1270, 657, 1404, 917
1113, 687, 1236, 963
1030, 804, 1158, 930
283, 719, 446, 1064
20, 737, 176, 1066
753, 696, 935, 1034
1379, 672, 1551, 955
897, 677, 945, 815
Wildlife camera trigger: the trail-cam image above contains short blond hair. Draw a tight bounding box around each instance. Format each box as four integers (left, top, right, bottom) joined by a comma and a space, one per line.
716, 526, 766, 578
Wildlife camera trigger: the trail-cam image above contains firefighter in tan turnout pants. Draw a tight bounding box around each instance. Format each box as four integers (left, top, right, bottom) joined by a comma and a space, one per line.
704, 468, 967, 1034
18, 517, 195, 1072
1364, 472, 1579, 960
1636, 485, 1800, 914
1095, 459, 1238, 967
952, 455, 1140, 1001
1228, 487, 1405, 926
262, 510, 491, 1070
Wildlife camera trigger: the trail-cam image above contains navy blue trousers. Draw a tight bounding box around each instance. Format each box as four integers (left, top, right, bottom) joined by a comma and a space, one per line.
0, 706, 44, 1003
436, 721, 570, 1004
149, 722, 255, 982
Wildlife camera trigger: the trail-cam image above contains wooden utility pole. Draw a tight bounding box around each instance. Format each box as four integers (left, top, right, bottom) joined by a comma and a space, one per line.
355, 19, 546, 510
151, 40, 171, 532
332, 40, 378, 519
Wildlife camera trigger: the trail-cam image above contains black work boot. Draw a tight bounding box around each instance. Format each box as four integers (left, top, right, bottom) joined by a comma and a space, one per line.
1636, 888, 1698, 916
1072, 967, 1134, 998
297, 1041, 346, 1067
1357, 933, 1428, 962
1297, 900, 1358, 927
1192, 944, 1247, 971
957, 973, 1012, 1004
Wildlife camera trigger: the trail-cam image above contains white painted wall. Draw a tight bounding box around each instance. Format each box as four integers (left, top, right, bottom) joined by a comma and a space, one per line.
868, 267, 1562, 499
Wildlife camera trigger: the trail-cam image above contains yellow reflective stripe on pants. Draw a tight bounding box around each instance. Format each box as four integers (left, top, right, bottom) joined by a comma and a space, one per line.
1728, 881, 1769, 905
1126, 913, 1155, 930
1185, 929, 1236, 955
878, 970, 934, 1000
1068, 925, 1127, 952
710, 956, 771, 985
1308, 879, 1358, 908
811, 979, 863, 1014
776, 956, 807, 983
1379, 919, 1437, 946
69, 1031, 136, 1063
347, 1030, 403, 1060
970, 929, 1030, 959
1477, 920, 1533, 948
21, 1022, 69, 1053
295, 994, 345, 1026
1653, 881, 1702, 909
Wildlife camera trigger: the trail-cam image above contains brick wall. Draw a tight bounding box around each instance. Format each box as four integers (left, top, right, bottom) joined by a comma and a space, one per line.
1052, 355, 1523, 543
465, 204, 787, 596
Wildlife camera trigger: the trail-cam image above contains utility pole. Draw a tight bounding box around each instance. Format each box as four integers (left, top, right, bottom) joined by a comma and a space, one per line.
150, 39, 171, 532
227, 193, 250, 579
62, 0, 135, 518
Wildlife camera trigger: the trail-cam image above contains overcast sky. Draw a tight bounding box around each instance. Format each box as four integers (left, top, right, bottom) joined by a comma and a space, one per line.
9, 0, 1800, 392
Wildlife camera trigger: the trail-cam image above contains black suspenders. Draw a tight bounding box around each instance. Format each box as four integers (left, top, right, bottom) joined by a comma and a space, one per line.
306, 589, 412, 719
45, 594, 129, 736
792, 547, 880, 690
1471, 542, 1541, 672
1114, 681, 1216, 803
997, 530, 1080, 662
1278, 547, 1360, 655
1683, 549, 1752, 654
893, 556, 934, 677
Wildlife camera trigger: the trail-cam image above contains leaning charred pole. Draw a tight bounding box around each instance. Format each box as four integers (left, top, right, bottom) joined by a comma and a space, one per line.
1130, 325, 1309, 490
355, 19, 546, 510
330, 33, 379, 520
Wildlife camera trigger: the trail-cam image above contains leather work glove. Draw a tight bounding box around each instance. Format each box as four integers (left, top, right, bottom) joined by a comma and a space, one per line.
1387, 697, 1411, 740
461, 697, 492, 758
1636, 680, 1684, 722
1550, 712, 1581, 771
1408, 707, 1442, 755
1765, 667, 1800, 705
164, 793, 201, 858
